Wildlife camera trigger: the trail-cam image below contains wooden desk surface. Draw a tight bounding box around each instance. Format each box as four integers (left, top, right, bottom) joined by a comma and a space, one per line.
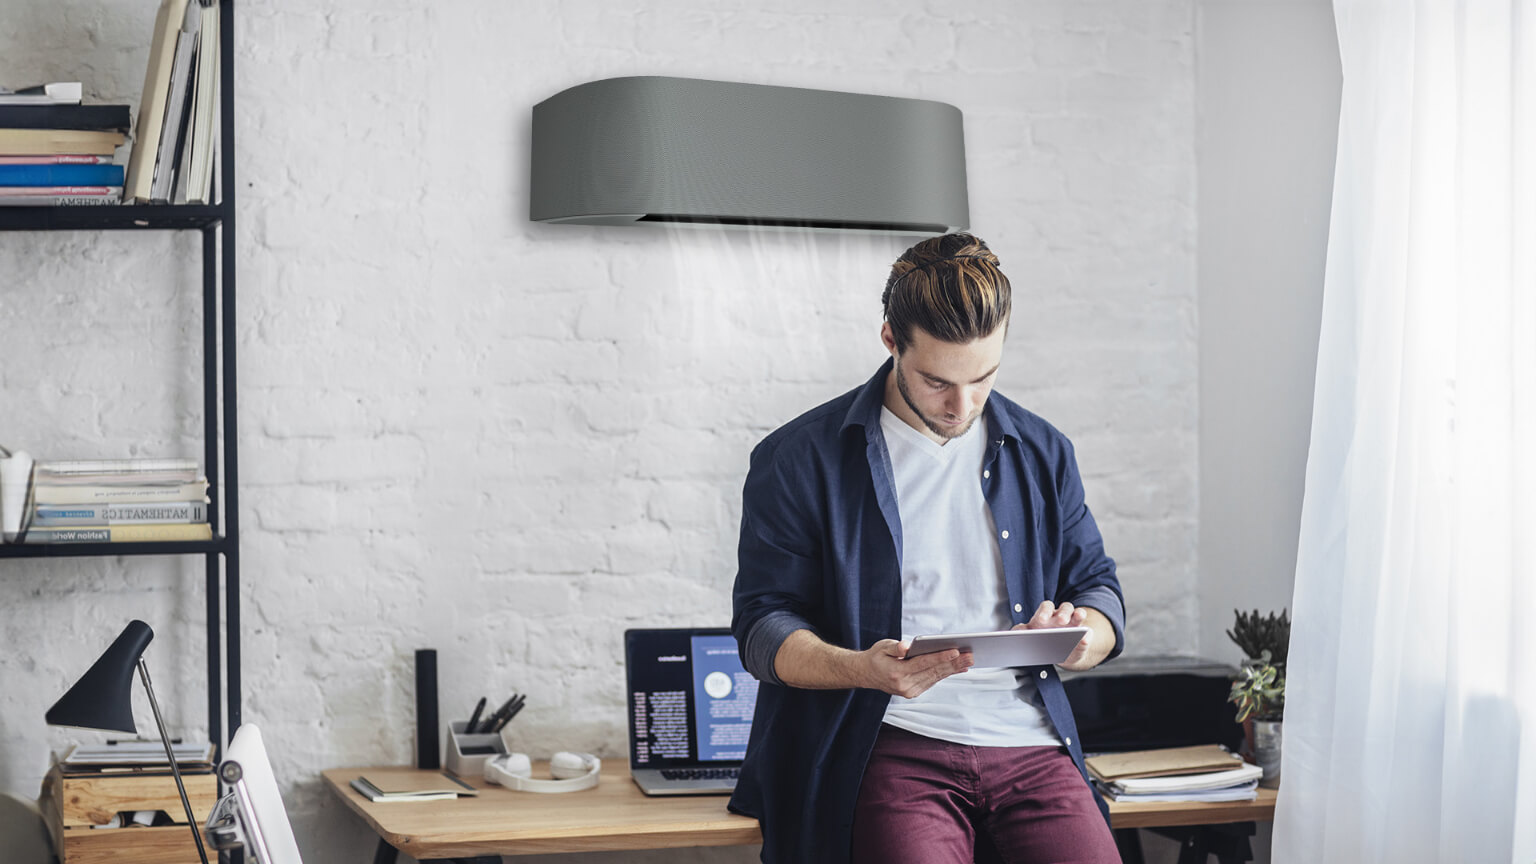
324, 765, 1276, 858
322, 764, 762, 858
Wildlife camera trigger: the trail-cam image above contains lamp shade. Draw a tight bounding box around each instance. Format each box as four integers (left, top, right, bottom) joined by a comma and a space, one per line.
45, 619, 154, 734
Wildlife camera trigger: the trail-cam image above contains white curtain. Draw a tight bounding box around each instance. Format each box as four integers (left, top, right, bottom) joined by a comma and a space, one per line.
1276, 2, 1536, 862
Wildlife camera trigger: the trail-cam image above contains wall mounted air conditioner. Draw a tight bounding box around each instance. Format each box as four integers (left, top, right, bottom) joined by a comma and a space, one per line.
530, 76, 969, 235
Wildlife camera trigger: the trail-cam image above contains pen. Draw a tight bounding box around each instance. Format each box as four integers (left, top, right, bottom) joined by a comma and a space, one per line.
465, 697, 487, 734
492, 695, 526, 733
481, 693, 519, 732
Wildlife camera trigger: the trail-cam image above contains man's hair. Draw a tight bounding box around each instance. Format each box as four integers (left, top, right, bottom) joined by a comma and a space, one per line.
881, 232, 1011, 353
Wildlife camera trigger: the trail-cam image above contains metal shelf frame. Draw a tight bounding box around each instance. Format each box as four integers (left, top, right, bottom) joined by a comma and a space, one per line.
0, 0, 240, 757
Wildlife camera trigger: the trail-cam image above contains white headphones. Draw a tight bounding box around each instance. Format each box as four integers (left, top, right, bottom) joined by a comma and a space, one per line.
483, 750, 601, 793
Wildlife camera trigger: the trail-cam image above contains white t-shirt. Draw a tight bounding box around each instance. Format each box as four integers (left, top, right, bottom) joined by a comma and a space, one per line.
878, 407, 1061, 747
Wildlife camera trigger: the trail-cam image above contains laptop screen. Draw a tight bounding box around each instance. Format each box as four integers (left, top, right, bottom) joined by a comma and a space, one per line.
624, 628, 760, 770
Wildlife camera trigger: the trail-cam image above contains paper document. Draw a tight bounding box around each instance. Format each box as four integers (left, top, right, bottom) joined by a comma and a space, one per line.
63, 740, 215, 767
1085, 744, 1245, 781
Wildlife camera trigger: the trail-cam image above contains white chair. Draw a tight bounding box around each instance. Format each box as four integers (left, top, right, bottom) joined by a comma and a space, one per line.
204, 724, 304, 864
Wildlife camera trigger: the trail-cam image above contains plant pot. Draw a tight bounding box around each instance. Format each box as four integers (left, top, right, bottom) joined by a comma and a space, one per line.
1251, 719, 1282, 788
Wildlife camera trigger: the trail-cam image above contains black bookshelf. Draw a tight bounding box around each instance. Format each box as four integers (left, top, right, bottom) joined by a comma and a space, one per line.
0, 539, 232, 558
0, 203, 225, 231
0, 0, 240, 758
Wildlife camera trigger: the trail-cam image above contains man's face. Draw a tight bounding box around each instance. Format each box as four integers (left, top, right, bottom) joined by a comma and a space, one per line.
881, 322, 1007, 443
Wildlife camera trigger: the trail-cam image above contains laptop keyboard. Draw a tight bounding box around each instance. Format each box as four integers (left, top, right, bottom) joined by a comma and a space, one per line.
660, 767, 740, 780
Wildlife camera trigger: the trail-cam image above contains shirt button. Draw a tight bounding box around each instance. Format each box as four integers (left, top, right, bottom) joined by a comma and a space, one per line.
1066, 737, 1072, 747
983, 470, 990, 479
1001, 530, 1010, 540
1039, 670, 1048, 680
1014, 603, 1023, 613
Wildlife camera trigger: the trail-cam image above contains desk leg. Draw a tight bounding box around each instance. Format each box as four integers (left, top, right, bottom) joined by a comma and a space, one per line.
1113, 827, 1146, 864
371, 839, 498, 864
1155, 822, 1256, 864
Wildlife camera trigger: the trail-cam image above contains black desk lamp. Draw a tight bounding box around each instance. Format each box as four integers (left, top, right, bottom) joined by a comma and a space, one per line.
46, 619, 210, 864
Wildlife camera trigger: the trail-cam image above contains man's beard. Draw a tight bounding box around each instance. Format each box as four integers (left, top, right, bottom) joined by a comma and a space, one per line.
895, 357, 979, 440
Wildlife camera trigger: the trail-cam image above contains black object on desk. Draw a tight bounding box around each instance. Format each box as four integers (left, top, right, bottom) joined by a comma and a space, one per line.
1064, 655, 1243, 754
416, 650, 440, 770
1063, 655, 1251, 864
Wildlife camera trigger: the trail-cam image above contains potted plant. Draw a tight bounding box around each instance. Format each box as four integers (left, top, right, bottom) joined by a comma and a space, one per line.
1226, 609, 1289, 787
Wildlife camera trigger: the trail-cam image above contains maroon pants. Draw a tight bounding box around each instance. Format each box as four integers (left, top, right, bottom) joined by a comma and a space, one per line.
850, 725, 1120, 864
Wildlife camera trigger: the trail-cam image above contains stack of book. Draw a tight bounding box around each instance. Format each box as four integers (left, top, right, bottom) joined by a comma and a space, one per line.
124, 0, 220, 205
0, 82, 130, 206
23, 457, 212, 544
1086, 744, 1263, 803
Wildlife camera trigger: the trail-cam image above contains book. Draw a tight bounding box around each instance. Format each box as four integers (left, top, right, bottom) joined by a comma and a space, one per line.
21, 522, 213, 544
32, 500, 208, 526
0, 163, 125, 187
0, 104, 132, 132
350, 770, 479, 803
125, 0, 193, 203
1100, 762, 1263, 795
0, 186, 121, 206
1095, 782, 1260, 803
1085, 744, 1246, 782
0, 155, 115, 165
60, 739, 215, 769
0, 128, 126, 156
31, 479, 209, 505
151, 3, 199, 203
181, 0, 218, 205
0, 82, 83, 105
36, 457, 200, 478
34, 472, 201, 487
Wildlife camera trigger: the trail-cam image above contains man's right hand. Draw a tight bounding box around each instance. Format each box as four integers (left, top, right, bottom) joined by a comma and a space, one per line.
860, 639, 974, 698
773, 629, 973, 696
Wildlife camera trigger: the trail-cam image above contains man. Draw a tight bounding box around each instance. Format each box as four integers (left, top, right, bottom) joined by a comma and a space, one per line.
730, 233, 1125, 864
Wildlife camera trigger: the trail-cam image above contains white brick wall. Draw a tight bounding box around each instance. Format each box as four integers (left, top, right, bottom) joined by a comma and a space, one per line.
0, 2, 1199, 860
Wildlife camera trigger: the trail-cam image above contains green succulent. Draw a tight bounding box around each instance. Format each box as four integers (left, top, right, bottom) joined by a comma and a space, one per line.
1229, 658, 1285, 722
1226, 608, 1290, 666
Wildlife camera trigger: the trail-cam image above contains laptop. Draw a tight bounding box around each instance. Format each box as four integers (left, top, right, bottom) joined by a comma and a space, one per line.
624, 627, 759, 796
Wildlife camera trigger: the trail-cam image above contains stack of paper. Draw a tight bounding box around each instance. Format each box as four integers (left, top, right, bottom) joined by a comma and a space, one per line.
60, 739, 216, 770
1086, 744, 1261, 803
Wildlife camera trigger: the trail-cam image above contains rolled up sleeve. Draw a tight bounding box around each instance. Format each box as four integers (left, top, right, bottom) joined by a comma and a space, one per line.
732, 442, 826, 685
1054, 440, 1126, 660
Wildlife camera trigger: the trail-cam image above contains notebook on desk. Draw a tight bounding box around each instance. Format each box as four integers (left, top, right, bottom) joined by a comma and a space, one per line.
624, 628, 759, 796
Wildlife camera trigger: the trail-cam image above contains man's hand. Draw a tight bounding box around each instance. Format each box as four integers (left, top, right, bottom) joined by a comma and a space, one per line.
1013, 601, 1114, 671
772, 629, 973, 696
860, 639, 974, 699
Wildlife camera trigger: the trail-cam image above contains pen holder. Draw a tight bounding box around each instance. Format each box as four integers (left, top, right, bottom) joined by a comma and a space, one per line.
445, 720, 507, 777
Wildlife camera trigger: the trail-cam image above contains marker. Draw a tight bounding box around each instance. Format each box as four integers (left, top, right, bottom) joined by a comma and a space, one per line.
481, 693, 519, 732
492, 695, 526, 733
465, 697, 487, 734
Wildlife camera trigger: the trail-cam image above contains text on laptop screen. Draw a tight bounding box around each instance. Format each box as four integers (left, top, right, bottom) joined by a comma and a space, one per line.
626, 629, 760, 767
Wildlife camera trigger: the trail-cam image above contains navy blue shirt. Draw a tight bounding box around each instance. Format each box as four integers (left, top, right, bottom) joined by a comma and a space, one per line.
730, 359, 1126, 864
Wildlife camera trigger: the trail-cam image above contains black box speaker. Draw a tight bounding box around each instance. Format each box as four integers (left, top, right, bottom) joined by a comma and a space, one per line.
416, 649, 440, 770
1063, 655, 1243, 753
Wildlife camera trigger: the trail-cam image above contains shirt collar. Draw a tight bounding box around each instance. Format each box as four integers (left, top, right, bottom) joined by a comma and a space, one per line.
840, 356, 1023, 447
840, 358, 895, 440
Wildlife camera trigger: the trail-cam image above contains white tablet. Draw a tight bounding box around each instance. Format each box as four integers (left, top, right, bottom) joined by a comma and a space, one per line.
905, 626, 1090, 669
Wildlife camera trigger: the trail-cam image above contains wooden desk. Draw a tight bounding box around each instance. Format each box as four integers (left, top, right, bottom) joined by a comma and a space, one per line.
1107, 786, 1277, 829
324, 765, 1275, 860
322, 764, 761, 860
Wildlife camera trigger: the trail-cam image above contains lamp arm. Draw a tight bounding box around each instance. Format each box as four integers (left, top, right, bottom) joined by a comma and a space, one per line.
138, 659, 211, 864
